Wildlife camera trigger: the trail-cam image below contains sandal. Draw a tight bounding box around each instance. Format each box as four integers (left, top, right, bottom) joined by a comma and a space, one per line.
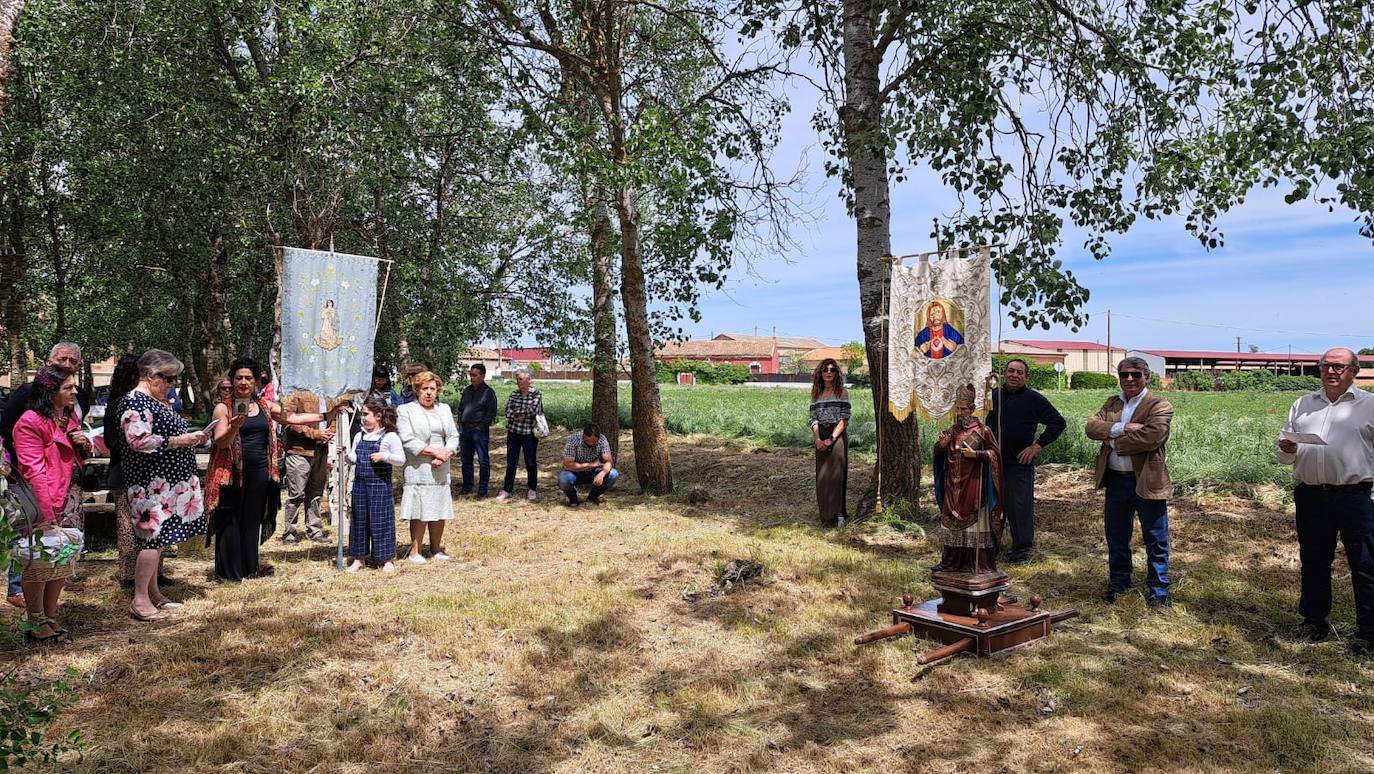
154, 601, 183, 610
130, 607, 167, 622
25, 631, 61, 646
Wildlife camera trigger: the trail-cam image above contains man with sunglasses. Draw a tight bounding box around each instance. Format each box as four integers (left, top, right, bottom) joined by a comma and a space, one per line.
1085, 357, 1174, 608
1276, 348, 1374, 654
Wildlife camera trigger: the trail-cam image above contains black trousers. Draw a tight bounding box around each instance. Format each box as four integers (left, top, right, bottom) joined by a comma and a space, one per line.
502, 432, 539, 493
1295, 482, 1374, 639
1002, 463, 1036, 553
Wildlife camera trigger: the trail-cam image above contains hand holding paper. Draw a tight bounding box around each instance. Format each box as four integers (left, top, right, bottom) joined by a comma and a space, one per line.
1280, 430, 1326, 446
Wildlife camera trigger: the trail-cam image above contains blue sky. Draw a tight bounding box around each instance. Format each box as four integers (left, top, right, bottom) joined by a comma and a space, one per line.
682, 70, 1374, 356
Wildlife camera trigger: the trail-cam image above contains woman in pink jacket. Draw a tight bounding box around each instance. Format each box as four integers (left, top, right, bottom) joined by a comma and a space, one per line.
13, 365, 90, 643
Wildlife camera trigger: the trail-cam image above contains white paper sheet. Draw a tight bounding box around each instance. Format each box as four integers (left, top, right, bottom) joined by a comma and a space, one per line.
1281, 430, 1327, 446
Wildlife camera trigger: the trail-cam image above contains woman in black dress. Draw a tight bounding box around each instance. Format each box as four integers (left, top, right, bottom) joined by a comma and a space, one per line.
809, 358, 851, 527
207, 357, 342, 582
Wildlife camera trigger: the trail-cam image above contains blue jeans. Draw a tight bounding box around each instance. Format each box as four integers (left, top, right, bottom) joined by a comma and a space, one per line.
1104, 470, 1170, 599
7, 569, 19, 597
558, 468, 620, 501
1294, 483, 1374, 638
459, 426, 491, 495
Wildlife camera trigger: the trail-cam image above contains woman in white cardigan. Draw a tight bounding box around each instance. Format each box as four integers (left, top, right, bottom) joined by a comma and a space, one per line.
395, 371, 460, 563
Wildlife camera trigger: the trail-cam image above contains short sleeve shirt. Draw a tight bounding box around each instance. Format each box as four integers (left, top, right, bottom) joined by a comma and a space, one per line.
563, 434, 611, 464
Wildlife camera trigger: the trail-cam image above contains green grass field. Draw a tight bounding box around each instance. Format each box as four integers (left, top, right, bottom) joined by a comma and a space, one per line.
510, 382, 1301, 491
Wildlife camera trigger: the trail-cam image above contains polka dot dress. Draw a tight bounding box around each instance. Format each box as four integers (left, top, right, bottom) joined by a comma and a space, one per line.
114, 391, 208, 550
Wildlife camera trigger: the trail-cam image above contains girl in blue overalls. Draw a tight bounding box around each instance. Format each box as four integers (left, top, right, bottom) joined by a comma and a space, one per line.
345, 397, 404, 573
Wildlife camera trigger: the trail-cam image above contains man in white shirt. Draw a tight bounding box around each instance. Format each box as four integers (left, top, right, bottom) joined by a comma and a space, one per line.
1276, 347, 1374, 653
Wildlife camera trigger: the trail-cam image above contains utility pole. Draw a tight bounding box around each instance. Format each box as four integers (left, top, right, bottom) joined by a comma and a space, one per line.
1106, 309, 1112, 371
1236, 336, 1242, 353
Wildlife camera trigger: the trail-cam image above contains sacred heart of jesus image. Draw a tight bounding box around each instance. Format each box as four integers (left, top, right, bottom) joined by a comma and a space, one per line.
316, 299, 344, 351
914, 298, 965, 360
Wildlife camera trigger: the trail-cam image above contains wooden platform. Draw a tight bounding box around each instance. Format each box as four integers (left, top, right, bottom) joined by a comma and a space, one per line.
855, 592, 1079, 664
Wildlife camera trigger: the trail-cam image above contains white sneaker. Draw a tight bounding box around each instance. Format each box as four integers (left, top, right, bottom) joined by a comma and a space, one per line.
431, 552, 451, 562
526, 490, 537, 502
408, 553, 428, 565
496, 491, 512, 501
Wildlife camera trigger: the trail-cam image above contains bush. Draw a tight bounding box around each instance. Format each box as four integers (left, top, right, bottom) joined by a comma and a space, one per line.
1070, 371, 1118, 389
1172, 370, 1214, 391
657, 360, 751, 385
992, 354, 1058, 390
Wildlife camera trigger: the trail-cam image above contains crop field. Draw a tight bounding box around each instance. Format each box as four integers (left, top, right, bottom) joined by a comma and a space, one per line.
532, 382, 1303, 492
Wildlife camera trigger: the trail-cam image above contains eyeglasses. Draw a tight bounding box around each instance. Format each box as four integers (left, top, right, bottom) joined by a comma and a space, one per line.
1319, 363, 1352, 373
156, 372, 179, 383
823, 366, 838, 373
1118, 371, 1145, 380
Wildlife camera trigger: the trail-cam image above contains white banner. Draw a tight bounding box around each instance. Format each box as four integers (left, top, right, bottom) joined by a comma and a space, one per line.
280, 247, 379, 399
887, 247, 994, 423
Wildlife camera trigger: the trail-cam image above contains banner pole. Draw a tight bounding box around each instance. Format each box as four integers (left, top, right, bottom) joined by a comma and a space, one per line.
336, 408, 346, 573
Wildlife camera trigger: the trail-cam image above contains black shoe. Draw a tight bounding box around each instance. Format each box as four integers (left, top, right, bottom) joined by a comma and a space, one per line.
1103, 587, 1129, 604
460, 490, 473, 497
1005, 550, 1032, 565
587, 494, 601, 505
1291, 621, 1332, 643
565, 494, 581, 507
1349, 637, 1374, 657
474, 492, 488, 500
1147, 595, 1171, 609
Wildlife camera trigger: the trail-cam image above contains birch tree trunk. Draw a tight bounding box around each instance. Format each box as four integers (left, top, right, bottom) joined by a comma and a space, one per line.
0, 0, 24, 116
588, 188, 620, 458
841, 0, 920, 509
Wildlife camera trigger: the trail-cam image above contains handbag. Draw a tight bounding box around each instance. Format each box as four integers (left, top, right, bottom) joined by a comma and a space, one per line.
534, 413, 550, 439
5, 477, 41, 531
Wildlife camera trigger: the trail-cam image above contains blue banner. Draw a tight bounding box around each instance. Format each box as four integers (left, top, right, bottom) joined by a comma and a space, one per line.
280, 247, 379, 399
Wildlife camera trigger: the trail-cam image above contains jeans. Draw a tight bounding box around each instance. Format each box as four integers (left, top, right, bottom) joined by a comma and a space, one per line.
1002, 463, 1036, 554
558, 468, 620, 501
1104, 470, 1170, 599
1294, 483, 1374, 639
503, 432, 539, 493
460, 426, 491, 494
7, 569, 19, 597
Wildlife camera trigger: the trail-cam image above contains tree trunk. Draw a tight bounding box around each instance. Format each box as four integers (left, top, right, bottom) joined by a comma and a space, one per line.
202, 224, 232, 383
1, 174, 26, 386
587, 187, 620, 458
841, 0, 919, 511
0, 0, 25, 116
614, 183, 672, 494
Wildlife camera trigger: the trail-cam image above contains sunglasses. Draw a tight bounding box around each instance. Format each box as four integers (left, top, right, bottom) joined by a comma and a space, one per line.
157, 372, 179, 383
823, 366, 839, 373
1118, 371, 1145, 380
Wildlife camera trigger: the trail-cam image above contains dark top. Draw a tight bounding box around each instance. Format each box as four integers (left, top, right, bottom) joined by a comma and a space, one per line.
1, 380, 92, 458
987, 386, 1067, 464
103, 390, 131, 488
457, 383, 498, 428
239, 409, 271, 469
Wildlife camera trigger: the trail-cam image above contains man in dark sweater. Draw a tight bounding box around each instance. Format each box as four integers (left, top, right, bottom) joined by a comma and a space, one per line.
986, 358, 1067, 564
457, 362, 499, 497
0, 342, 91, 456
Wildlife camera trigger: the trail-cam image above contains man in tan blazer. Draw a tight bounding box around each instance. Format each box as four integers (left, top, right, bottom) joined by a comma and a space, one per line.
1085, 357, 1174, 607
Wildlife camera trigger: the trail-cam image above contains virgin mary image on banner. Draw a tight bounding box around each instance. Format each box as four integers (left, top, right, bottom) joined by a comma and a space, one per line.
915, 299, 964, 359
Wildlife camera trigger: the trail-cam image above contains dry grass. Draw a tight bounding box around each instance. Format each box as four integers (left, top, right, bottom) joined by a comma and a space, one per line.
4, 431, 1374, 773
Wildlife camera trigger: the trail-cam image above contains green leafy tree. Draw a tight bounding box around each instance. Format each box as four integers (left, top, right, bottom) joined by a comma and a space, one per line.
840, 340, 866, 376
741, 0, 1374, 510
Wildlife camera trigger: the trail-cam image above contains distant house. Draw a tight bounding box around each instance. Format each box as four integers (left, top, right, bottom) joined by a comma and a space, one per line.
999, 339, 1122, 375
655, 338, 780, 375
461, 347, 503, 375
799, 346, 867, 374
713, 332, 828, 362
498, 348, 554, 372
1132, 349, 1374, 382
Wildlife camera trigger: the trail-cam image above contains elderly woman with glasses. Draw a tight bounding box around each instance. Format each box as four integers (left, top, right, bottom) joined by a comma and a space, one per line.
809, 358, 851, 527
115, 350, 213, 620
207, 357, 344, 582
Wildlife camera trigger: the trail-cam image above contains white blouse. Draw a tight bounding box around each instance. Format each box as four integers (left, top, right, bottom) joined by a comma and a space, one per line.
347, 430, 406, 466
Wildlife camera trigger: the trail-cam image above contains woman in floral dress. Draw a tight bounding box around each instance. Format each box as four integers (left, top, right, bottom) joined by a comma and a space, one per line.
116, 350, 211, 621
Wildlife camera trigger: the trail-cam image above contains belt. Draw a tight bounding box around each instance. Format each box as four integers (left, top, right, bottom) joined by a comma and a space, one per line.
1298, 481, 1373, 492
1106, 469, 1136, 477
